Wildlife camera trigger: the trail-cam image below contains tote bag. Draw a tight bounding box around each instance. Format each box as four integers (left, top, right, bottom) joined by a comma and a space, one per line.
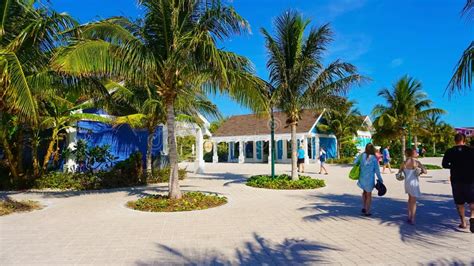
349, 154, 362, 180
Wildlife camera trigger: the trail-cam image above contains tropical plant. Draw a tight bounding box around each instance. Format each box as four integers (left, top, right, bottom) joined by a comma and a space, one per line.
372, 76, 445, 160
63, 139, 116, 173
112, 82, 220, 174
317, 100, 362, 159
421, 114, 455, 155
53, 0, 264, 199
447, 0, 473, 94
0, 0, 76, 122
261, 10, 365, 180
0, 0, 77, 179
109, 82, 165, 175
36, 96, 110, 174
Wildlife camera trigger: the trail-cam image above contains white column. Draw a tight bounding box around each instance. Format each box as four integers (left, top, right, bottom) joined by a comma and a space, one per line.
64, 128, 78, 172
212, 141, 218, 163
227, 142, 232, 162
315, 136, 320, 163
194, 127, 205, 174
238, 140, 245, 164
303, 137, 309, 165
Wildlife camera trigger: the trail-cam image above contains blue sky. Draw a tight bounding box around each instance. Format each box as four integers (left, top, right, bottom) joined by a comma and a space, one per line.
51, 0, 474, 127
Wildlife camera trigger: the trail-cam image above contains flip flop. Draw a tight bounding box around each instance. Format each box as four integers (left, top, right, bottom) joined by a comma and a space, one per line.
458, 224, 467, 229
470, 218, 474, 233
364, 213, 372, 217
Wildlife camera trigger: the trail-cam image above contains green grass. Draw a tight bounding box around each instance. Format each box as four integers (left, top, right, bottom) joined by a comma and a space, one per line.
246, 174, 326, 190
423, 164, 443, 170
0, 198, 42, 216
326, 157, 354, 164
126, 192, 227, 212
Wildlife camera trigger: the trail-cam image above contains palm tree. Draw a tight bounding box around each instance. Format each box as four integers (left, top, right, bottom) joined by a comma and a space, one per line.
38, 99, 110, 174
261, 10, 365, 180
373, 76, 445, 160
447, 0, 473, 94
53, 0, 263, 199
0, 0, 75, 123
112, 82, 220, 175
318, 100, 362, 159
424, 114, 444, 155
0, 0, 76, 179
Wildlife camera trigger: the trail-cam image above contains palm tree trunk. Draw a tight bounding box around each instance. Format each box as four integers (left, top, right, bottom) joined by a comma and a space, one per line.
401, 134, 406, 161
32, 141, 39, 177
433, 141, 436, 155
337, 143, 341, 159
166, 102, 182, 199
414, 135, 418, 150
290, 122, 299, 180
16, 129, 24, 174
146, 128, 154, 176
1, 134, 18, 180
42, 129, 58, 172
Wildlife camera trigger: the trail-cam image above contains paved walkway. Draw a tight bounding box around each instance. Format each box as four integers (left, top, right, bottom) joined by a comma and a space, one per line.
1, 158, 473, 265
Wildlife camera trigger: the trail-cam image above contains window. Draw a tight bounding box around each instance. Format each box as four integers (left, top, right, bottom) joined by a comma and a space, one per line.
287, 140, 292, 159
245, 141, 254, 158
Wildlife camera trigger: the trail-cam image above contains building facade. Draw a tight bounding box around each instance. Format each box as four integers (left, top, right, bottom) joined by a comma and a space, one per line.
211, 111, 338, 164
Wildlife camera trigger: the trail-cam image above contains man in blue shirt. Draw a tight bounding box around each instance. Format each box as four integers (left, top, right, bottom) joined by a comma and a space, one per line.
297, 145, 305, 173
382, 146, 393, 174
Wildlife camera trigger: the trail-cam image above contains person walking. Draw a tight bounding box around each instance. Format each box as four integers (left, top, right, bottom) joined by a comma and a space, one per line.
297, 145, 305, 173
398, 148, 427, 225
442, 133, 474, 232
355, 143, 384, 216
375, 148, 382, 164
382, 145, 393, 174
318, 147, 328, 175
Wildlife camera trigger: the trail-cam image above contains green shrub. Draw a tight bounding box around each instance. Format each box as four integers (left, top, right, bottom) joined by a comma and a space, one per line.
424, 152, 444, 157
34, 172, 102, 190
423, 164, 443, 170
341, 142, 358, 158
100, 152, 145, 188
326, 157, 354, 164
127, 191, 227, 212
147, 167, 187, 183
246, 174, 325, 190
63, 140, 116, 173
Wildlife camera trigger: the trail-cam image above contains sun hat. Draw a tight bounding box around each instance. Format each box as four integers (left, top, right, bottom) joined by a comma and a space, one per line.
375, 180, 387, 196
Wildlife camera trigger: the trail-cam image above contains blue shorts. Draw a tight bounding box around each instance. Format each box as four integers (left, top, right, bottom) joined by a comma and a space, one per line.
383, 159, 389, 164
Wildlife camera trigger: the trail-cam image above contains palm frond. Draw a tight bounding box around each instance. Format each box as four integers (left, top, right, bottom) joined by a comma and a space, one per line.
1, 50, 38, 123
446, 41, 473, 95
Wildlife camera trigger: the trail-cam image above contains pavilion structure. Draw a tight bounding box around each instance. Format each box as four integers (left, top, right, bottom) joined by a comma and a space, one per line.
211, 110, 337, 165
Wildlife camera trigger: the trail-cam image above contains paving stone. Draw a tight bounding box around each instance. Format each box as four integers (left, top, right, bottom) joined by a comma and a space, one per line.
1, 158, 472, 265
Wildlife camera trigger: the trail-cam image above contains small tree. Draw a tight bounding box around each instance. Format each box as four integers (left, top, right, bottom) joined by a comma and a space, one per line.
262, 11, 365, 180
64, 140, 116, 173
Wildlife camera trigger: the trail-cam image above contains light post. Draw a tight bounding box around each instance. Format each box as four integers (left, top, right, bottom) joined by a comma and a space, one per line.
407, 125, 412, 148
270, 107, 275, 179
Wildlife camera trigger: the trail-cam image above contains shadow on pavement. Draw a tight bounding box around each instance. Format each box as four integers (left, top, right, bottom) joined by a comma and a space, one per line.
423, 258, 474, 266
300, 193, 470, 245
0, 184, 202, 199
135, 233, 340, 265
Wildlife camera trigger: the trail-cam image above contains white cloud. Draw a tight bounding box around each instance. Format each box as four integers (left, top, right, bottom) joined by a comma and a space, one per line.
322, 0, 367, 19
390, 58, 404, 68
327, 33, 372, 61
